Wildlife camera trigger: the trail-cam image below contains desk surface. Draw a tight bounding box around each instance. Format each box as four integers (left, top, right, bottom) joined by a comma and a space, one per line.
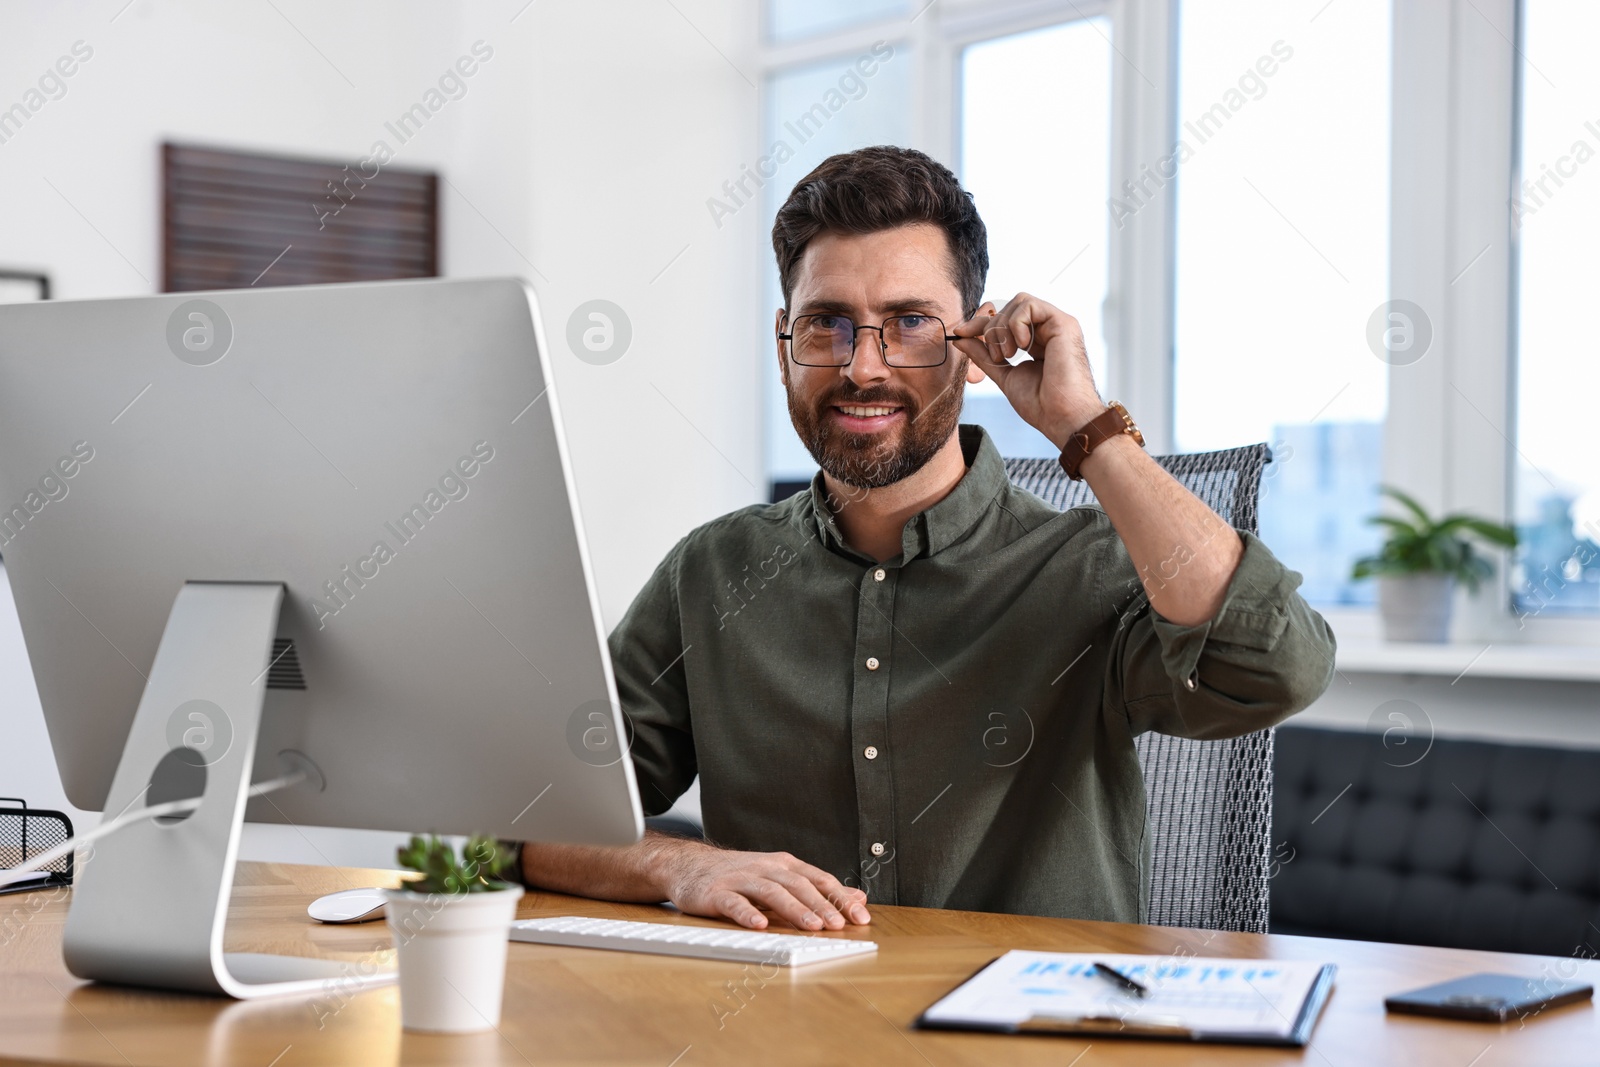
1, 862, 1597, 1066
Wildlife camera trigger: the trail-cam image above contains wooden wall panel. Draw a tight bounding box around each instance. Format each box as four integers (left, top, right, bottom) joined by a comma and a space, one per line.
162, 143, 438, 292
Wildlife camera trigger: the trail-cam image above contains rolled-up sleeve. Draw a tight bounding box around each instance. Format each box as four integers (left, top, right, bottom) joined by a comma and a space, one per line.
1108, 528, 1338, 740
606, 537, 697, 816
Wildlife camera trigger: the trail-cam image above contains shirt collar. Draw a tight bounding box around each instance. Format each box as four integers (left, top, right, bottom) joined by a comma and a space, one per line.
802, 424, 1009, 563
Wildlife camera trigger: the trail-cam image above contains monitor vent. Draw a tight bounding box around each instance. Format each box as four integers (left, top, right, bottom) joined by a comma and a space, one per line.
265, 638, 306, 690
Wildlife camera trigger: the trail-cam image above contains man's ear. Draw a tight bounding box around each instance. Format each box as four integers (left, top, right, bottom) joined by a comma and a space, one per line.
775, 308, 790, 388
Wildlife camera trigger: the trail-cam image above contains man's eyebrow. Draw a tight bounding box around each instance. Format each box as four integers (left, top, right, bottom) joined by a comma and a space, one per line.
795, 299, 857, 315
879, 297, 947, 315
794, 297, 949, 317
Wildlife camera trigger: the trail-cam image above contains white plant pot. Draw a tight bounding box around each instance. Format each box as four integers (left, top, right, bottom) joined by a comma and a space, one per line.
1377, 573, 1456, 643
384, 884, 524, 1033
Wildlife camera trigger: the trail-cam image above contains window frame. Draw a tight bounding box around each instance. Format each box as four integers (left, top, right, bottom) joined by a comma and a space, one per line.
751, 0, 1599, 649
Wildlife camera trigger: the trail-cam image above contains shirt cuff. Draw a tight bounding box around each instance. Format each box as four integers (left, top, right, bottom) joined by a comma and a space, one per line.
1147, 530, 1298, 691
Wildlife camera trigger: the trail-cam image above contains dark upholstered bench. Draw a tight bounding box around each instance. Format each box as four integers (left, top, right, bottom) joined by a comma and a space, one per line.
1272, 724, 1600, 956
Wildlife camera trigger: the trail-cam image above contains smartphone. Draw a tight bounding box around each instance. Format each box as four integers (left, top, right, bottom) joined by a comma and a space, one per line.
1385, 973, 1593, 1023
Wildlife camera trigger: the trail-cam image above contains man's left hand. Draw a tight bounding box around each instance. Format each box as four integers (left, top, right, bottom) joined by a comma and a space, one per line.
951, 292, 1106, 449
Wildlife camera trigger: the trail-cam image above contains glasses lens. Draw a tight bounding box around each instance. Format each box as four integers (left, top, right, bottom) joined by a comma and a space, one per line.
790, 315, 855, 366
884, 315, 947, 367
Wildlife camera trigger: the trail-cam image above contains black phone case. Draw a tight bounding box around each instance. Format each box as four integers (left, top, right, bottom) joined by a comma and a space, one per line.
1384, 973, 1593, 1023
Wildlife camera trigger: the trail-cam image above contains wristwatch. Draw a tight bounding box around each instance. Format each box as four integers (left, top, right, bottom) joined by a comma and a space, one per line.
1058, 401, 1145, 481
499, 838, 527, 886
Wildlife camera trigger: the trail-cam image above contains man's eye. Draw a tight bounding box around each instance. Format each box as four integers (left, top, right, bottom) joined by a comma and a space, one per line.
812, 315, 848, 331
897, 315, 929, 329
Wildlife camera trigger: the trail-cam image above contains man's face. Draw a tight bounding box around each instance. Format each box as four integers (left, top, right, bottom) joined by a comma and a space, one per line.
777, 223, 985, 490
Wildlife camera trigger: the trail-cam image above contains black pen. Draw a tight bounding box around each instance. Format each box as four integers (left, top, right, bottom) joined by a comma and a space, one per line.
1091, 961, 1150, 998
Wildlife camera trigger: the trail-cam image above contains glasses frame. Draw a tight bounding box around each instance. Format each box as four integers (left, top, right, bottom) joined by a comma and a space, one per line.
779, 312, 963, 368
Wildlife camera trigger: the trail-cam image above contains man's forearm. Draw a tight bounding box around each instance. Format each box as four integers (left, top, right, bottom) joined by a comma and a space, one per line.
520, 830, 709, 903
1078, 432, 1245, 627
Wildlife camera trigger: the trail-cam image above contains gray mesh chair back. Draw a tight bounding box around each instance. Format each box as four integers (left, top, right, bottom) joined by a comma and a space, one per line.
1005, 443, 1275, 933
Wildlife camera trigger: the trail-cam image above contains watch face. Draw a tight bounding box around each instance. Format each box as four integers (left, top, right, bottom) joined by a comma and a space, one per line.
1109, 402, 1144, 445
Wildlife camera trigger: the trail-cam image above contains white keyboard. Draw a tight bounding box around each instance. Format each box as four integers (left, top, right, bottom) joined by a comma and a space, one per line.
509, 916, 879, 967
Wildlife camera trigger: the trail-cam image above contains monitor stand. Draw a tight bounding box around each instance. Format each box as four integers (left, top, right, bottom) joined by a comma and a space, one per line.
61, 581, 397, 999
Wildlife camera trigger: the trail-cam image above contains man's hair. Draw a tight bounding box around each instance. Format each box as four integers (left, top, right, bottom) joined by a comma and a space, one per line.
772, 145, 988, 319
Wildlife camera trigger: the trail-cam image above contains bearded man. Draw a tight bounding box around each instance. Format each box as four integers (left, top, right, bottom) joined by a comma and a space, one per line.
518, 145, 1336, 931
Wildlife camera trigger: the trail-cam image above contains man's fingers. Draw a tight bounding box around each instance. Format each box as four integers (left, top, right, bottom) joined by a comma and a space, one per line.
713, 890, 769, 930
994, 294, 1038, 354
983, 322, 1018, 362
952, 326, 1011, 368
771, 870, 847, 930
798, 870, 872, 926
746, 879, 828, 931
825, 887, 871, 925
679, 851, 875, 931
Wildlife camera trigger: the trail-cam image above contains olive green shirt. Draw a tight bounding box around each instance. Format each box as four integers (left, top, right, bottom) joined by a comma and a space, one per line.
610, 425, 1336, 922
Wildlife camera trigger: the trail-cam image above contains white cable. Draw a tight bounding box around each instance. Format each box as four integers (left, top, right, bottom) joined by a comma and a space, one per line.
0, 769, 307, 889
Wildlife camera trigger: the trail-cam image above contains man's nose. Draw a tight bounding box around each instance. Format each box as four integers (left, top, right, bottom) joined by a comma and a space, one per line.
843, 327, 891, 389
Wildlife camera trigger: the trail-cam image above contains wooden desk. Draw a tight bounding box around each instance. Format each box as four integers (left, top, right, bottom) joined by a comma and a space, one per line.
1, 862, 1596, 1065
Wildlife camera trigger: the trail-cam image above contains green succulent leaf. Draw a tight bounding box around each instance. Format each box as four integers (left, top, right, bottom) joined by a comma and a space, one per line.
395, 833, 513, 894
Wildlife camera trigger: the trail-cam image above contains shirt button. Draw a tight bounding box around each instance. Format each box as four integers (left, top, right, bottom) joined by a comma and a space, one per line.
864, 746, 878, 760
866, 657, 880, 671
870, 842, 886, 857
1185, 669, 1198, 692
873, 568, 886, 581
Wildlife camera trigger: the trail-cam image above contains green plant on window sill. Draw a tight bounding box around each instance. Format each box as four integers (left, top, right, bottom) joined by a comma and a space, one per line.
396, 833, 515, 895
1349, 484, 1518, 592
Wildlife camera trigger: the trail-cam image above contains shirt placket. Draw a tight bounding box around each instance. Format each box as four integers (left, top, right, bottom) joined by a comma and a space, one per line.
849, 562, 899, 904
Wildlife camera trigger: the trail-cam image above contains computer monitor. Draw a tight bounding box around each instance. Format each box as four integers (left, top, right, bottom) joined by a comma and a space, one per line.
0, 277, 642, 996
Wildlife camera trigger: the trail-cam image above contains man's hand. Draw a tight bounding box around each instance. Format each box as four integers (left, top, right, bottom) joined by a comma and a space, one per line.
951, 292, 1107, 449
653, 843, 871, 931
521, 832, 872, 933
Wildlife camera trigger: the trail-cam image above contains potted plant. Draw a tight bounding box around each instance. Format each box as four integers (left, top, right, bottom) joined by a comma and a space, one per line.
1351, 485, 1518, 643
385, 834, 523, 1033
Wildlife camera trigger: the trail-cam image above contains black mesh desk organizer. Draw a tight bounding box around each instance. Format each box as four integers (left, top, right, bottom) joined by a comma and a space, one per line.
1005, 442, 1275, 933
0, 798, 74, 895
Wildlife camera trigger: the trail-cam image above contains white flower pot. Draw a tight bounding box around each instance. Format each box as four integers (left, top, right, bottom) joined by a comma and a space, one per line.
384, 884, 524, 1033
1377, 574, 1456, 643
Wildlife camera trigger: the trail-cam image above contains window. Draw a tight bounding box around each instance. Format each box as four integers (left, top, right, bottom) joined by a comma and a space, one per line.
1172, 0, 1392, 605
1511, 0, 1600, 616
764, 0, 907, 44
958, 18, 1113, 458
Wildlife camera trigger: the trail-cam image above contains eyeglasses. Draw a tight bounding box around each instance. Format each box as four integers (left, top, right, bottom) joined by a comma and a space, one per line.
779, 313, 961, 368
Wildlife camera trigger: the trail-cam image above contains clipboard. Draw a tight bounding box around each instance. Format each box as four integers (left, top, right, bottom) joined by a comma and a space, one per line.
914, 950, 1337, 1047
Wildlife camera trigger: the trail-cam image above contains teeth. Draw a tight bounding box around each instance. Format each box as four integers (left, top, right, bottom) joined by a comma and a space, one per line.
839, 405, 898, 417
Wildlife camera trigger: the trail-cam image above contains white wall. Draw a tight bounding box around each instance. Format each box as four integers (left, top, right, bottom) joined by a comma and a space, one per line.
0, 0, 753, 865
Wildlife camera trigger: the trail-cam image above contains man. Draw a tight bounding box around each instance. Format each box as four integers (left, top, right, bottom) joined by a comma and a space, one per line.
521, 146, 1335, 933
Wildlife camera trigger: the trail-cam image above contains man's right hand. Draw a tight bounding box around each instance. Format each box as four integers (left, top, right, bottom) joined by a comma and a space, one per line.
652, 841, 871, 932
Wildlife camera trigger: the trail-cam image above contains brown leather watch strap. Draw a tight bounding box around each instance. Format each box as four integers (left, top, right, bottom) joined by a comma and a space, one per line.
1059, 401, 1145, 481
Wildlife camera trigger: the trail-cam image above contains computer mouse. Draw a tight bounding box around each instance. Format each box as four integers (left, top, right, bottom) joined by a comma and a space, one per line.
307, 887, 389, 924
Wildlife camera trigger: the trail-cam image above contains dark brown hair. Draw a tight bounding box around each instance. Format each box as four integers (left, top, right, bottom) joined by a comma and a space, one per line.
772, 145, 988, 319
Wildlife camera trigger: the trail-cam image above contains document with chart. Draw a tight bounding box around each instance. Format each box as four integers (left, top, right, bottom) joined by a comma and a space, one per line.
916, 951, 1337, 1046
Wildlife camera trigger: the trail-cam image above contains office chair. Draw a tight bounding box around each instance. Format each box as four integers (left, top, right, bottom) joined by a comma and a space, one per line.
1005, 442, 1276, 934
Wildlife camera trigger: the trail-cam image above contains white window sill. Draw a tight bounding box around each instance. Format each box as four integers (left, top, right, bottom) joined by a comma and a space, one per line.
1332, 636, 1600, 683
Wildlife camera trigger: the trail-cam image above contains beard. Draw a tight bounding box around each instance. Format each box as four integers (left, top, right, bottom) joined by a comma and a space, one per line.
786, 359, 968, 490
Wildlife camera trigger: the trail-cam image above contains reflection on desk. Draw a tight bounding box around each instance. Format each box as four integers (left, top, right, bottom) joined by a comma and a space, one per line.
0, 861, 1596, 1066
